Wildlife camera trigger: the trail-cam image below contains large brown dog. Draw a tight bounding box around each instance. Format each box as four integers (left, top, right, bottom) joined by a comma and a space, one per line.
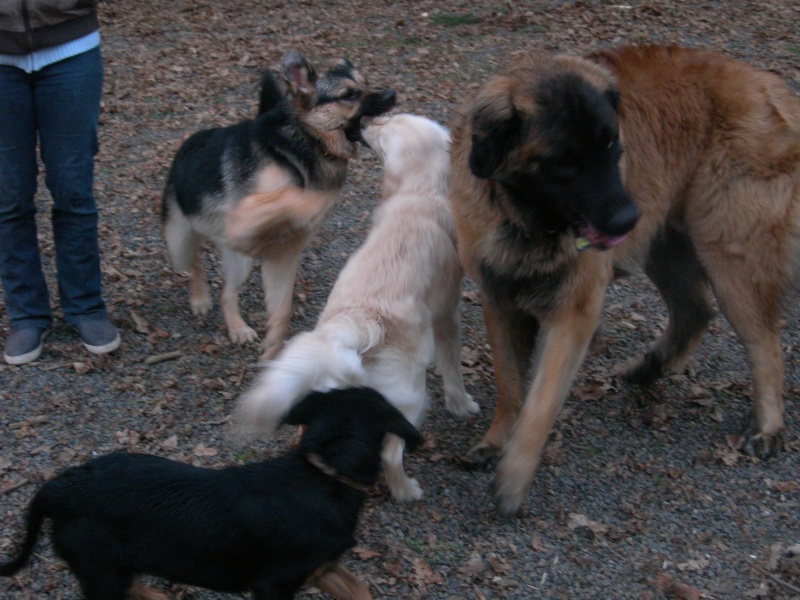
449, 45, 800, 515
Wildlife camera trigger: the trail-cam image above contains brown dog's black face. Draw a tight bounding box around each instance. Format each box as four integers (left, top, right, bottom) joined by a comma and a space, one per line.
469, 66, 638, 250
280, 52, 396, 143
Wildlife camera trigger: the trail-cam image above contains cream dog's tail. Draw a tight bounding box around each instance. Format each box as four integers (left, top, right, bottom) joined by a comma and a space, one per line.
236, 309, 385, 433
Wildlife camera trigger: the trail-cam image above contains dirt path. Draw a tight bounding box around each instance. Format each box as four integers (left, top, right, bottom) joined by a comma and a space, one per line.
1, 1, 799, 598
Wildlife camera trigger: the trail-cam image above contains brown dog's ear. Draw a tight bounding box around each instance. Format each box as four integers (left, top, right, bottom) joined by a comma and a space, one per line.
468, 82, 522, 179
604, 87, 620, 113
281, 51, 317, 98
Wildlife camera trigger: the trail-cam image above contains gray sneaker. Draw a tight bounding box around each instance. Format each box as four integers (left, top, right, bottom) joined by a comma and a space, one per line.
75, 319, 121, 354
4, 327, 48, 365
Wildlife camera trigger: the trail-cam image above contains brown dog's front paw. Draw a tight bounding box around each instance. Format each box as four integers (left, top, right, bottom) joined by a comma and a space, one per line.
738, 420, 785, 460
460, 442, 501, 471
623, 352, 663, 385
491, 470, 527, 518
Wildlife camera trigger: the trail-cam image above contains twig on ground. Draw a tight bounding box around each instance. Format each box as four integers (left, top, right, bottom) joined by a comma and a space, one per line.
144, 351, 182, 365
750, 562, 800, 595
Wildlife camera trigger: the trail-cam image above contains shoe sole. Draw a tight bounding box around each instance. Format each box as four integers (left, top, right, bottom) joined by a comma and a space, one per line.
4, 343, 43, 365
83, 332, 121, 355
3, 329, 48, 366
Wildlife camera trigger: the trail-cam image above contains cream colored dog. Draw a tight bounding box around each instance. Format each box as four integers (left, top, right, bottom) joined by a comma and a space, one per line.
237, 113, 478, 501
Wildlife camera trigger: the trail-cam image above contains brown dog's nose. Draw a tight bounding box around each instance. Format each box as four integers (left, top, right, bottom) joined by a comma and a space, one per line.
605, 201, 639, 236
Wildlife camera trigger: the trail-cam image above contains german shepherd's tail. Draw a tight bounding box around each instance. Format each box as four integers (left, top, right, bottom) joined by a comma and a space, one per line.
0, 488, 51, 576
236, 310, 385, 433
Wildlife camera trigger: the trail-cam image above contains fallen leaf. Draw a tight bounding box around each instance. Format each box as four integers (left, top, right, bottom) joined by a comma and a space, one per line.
161, 435, 179, 450
531, 534, 548, 552
656, 572, 703, 600
456, 554, 487, 577
130, 309, 150, 334
411, 558, 443, 585
677, 557, 710, 572
193, 444, 218, 457
567, 513, 608, 539
352, 546, 380, 560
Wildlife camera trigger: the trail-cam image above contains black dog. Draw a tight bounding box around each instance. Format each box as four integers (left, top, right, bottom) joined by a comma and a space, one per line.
0, 388, 421, 599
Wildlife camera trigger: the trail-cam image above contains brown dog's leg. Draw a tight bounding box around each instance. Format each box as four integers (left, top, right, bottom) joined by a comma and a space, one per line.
492, 284, 605, 515
627, 223, 714, 383
464, 302, 538, 466
703, 260, 786, 458
311, 563, 373, 600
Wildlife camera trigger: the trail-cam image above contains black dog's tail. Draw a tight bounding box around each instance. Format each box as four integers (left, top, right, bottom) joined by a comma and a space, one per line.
258, 70, 285, 116
0, 491, 48, 576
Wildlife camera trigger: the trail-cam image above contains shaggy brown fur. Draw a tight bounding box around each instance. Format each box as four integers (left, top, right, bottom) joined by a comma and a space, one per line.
449, 45, 800, 515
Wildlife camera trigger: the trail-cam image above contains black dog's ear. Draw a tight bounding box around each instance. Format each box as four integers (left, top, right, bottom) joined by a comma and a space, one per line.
281, 51, 317, 97
282, 391, 325, 426
384, 411, 423, 453
469, 85, 521, 179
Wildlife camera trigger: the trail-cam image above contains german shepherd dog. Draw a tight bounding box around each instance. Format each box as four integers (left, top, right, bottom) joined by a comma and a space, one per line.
162, 51, 396, 360
0, 387, 421, 600
237, 114, 478, 502
449, 45, 800, 515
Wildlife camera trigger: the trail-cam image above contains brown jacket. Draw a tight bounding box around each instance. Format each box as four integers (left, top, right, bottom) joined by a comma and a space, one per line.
0, 0, 99, 54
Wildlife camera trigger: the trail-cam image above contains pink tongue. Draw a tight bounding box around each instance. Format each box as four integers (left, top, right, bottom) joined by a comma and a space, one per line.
578, 224, 629, 249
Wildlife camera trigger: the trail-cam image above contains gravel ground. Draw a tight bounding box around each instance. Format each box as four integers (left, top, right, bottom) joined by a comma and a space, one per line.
1, 1, 799, 598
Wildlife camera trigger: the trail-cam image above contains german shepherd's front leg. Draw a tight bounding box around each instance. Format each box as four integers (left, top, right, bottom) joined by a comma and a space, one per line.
492, 283, 606, 515
259, 235, 308, 361
464, 302, 538, 466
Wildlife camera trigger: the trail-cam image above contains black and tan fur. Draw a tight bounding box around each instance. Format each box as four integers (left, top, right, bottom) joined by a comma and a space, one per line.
449, 45, 800, 515
0, 387, 420, 599
162, 51, 395, 360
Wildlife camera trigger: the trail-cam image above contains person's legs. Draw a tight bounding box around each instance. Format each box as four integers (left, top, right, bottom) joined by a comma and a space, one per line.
35, 47, 118, 353
0, 65, 53, 331
35, 47, 108, 325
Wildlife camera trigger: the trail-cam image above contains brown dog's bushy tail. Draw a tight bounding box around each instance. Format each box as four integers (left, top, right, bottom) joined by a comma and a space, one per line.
0, 490, 48, 576
235, 309, 385, 435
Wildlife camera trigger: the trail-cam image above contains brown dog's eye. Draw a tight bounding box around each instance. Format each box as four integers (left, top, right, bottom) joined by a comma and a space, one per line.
552, 165, 579, 181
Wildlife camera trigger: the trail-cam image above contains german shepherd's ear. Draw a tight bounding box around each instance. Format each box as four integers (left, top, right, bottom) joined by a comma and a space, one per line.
469, 82, 522, 179
281, 51, 317, 98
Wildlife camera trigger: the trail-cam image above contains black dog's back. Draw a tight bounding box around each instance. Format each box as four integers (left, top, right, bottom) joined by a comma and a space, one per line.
0, 387, 421, 599
45, 453, 362, 594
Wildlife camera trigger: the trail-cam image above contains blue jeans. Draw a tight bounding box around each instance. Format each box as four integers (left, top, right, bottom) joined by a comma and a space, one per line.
0, 47, 107, 329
